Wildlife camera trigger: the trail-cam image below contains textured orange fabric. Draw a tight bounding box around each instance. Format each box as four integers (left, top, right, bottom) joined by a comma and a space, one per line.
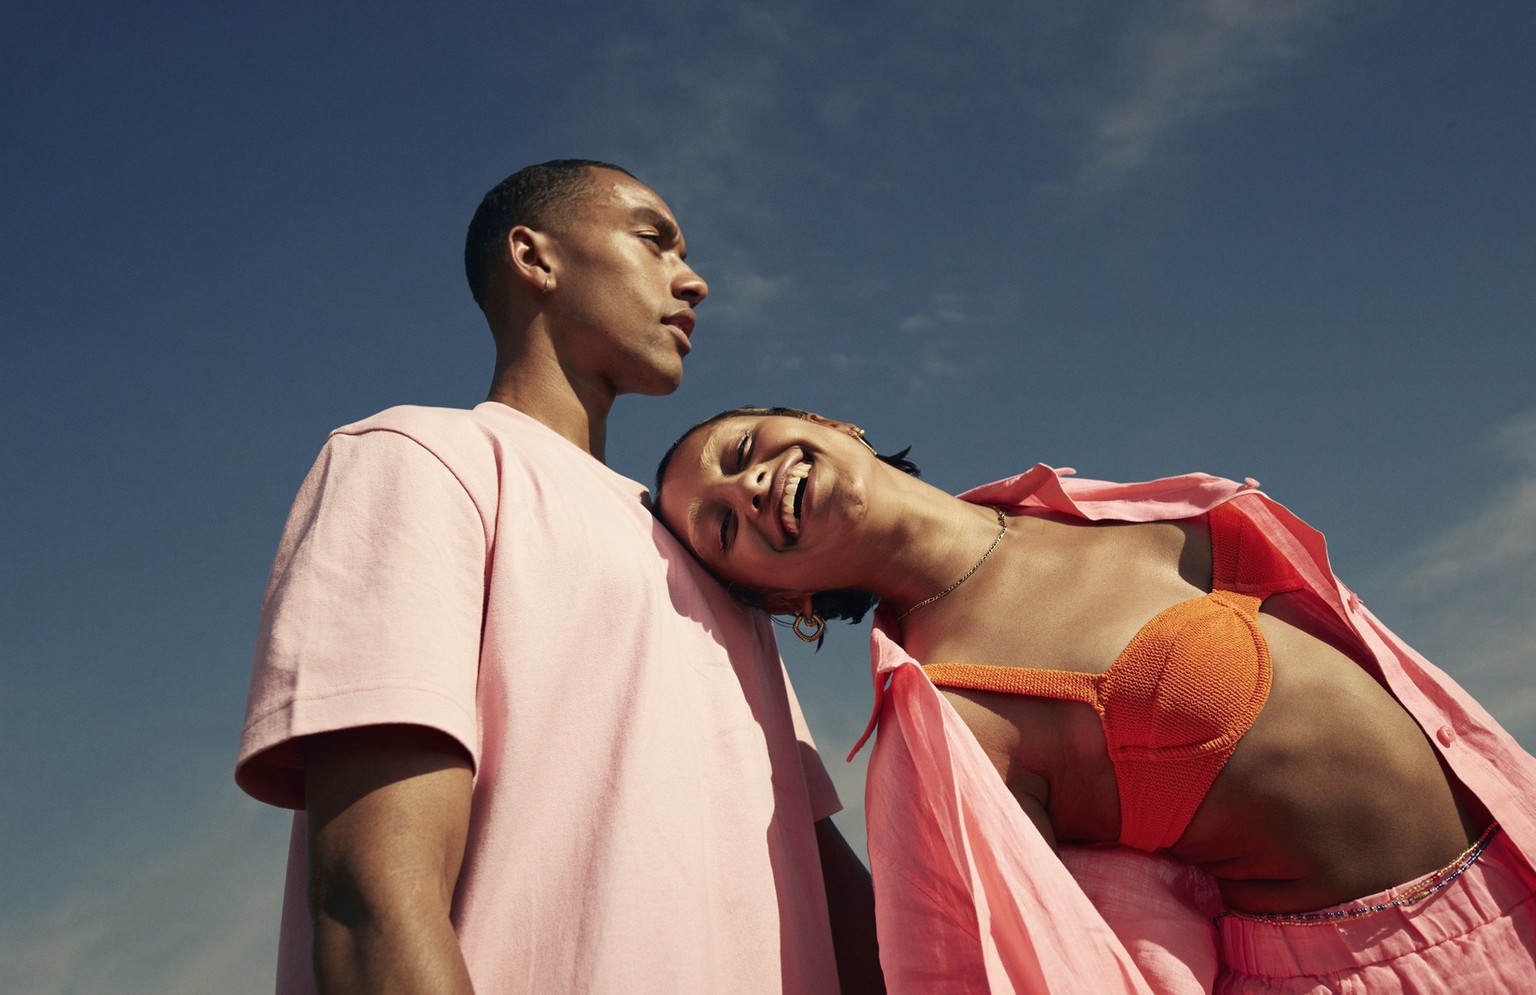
924, 501, 1303, 852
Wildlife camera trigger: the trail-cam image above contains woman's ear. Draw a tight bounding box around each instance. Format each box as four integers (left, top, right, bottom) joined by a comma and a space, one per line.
805, 412, 854, 433
806, 413, 875, 453
806, 412, 870, 441
761, 591, 817, 617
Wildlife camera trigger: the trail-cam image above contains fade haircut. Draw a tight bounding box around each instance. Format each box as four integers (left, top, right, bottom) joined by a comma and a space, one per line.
652, 406, 922, 641
463, 159, 635, 310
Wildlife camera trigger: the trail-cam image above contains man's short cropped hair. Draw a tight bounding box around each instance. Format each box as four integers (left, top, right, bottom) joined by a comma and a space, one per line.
463, 158, 635, 309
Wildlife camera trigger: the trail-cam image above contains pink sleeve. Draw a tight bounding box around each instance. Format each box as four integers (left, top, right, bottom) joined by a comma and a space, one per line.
235, 429, 488, 808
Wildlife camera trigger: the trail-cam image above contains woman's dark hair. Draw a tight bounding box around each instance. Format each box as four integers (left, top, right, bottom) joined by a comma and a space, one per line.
653, 406, 922, 635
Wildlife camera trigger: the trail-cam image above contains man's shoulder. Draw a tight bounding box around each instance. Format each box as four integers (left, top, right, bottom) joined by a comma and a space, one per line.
334, 403, 488, 439
319, 402, 634, 504
327, 403, 554, 461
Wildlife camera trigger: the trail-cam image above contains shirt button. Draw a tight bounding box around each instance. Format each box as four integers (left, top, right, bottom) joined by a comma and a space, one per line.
1347, 592, 1362, 610
1436, 726, 1456, 747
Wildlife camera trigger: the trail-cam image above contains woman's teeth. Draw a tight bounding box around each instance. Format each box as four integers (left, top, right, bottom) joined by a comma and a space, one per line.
781, 462, 811, 538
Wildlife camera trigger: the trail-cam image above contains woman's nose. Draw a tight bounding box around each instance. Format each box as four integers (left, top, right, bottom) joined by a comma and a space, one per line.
731, 462, 770, 514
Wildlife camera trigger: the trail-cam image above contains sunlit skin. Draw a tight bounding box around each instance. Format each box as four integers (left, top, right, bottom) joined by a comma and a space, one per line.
658, 411, 1489, 913
530, 172, 706, 395
300, 169, 716, 995
658, 413, 1009, 614
484, 168, 708, 458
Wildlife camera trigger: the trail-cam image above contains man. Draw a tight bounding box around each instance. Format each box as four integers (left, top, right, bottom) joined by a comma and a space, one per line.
237, 160, 880, 993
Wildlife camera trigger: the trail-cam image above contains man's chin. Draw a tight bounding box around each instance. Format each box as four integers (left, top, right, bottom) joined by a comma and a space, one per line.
619, 381, 682, 400
625, 365, 685, 397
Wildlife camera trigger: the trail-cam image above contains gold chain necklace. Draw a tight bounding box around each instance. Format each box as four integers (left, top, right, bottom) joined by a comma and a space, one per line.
897, 507, 1008, 622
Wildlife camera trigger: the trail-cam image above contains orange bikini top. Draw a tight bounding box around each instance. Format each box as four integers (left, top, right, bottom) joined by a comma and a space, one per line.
924, 500, 1304, 852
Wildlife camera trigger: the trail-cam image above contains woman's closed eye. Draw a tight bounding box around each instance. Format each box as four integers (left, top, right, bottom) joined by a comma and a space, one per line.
717, 432, 752, 552
736, 432, 752, 470
718, 506, 734, 552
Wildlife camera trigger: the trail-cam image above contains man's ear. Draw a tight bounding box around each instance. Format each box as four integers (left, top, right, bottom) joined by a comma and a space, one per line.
507, 225, 555, 293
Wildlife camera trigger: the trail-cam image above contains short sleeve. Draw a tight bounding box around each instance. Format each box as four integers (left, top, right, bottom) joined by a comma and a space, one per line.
235, 428, 488, 808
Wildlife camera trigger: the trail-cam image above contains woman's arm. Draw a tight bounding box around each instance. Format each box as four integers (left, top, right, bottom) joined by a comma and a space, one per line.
939, 688, 1058, 849
815, 817, 886, 994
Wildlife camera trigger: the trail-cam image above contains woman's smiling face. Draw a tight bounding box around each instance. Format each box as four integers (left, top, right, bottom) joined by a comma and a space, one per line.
655, 412, 877, 602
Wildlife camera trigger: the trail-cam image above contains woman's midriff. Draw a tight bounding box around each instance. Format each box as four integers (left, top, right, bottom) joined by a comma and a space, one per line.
950, 609, 1484, 916
1160, 611, 1484, 914
927, 515, 1483, 916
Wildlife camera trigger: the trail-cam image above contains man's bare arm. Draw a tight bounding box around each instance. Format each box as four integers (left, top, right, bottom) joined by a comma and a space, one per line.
303, 724, 475, 995
816, 817, 885, 994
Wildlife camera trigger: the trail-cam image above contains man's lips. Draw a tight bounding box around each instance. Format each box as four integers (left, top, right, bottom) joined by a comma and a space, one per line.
664, 310, 696, 337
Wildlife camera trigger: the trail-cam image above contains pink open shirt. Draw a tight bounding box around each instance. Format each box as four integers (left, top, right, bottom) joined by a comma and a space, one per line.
854, 465, 1536, 993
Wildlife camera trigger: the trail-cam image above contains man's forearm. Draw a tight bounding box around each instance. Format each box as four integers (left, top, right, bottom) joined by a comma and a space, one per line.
314, 908, 473, 995
304, 725, 477, 995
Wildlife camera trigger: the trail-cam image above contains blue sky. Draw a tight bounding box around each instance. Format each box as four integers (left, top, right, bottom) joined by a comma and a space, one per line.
5, 2, 1533, 990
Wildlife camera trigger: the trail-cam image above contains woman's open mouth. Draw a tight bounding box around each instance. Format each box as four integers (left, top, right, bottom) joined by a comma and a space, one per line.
781, 461, 811, 543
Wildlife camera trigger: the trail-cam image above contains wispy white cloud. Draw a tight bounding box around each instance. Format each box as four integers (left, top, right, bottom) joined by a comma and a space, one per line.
898, 296, 969, 338
706, 268, 788, 327
1073, 0, 1345, 194
1367, 410, 1536, 748
724, 290, 977, 396
4, 785, 288, 995
894, 294, 973, 393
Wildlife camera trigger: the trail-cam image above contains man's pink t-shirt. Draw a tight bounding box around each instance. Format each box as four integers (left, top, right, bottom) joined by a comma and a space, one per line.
236, 402, 843, 994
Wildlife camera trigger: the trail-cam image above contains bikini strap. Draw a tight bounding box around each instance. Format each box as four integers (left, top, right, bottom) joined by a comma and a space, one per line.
1209, 499, 1303, 598
1206, 588, 1263, 617
923, 662, 1102, 707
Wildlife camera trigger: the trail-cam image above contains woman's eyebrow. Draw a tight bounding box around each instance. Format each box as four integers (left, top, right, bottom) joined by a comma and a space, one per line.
697, 427, 721, 473
680, 430, 724, 551
684, 497, 705, 552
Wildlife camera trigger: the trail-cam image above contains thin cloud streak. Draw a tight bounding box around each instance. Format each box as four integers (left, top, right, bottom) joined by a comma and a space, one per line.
1074, 0, 1345, 194
702, 268, 788, 327
4, 788, 287, 995
1368, 409, 1536, 747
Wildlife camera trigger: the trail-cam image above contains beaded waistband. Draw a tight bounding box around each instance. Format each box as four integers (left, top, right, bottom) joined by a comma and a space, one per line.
1220, 823, 1501, 926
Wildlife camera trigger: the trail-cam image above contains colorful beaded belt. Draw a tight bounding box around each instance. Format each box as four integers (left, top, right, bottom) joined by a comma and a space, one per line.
1220, 823, 1500, 926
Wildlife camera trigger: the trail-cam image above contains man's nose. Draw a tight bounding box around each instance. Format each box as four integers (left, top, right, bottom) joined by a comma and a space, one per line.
676, 265, 708, 305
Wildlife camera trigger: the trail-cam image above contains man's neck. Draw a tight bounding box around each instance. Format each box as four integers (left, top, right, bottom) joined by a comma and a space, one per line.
485, 360, 614, 460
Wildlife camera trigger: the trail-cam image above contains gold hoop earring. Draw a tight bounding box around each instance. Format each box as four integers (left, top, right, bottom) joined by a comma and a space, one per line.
542, 275, 551, 293
851, 427, 877, 456
792, 611, 825, 643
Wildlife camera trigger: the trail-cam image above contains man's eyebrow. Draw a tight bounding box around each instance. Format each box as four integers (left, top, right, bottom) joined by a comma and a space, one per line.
631, 208, 684, 253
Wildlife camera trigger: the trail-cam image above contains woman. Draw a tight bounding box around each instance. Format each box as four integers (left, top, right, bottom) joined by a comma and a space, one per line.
654, 406, 1536, 994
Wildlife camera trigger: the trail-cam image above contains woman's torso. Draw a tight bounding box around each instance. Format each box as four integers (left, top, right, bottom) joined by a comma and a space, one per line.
903, 507, 1486, 914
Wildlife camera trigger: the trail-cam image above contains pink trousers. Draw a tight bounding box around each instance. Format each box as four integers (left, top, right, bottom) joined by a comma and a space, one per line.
1216, 828, 1536, 993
